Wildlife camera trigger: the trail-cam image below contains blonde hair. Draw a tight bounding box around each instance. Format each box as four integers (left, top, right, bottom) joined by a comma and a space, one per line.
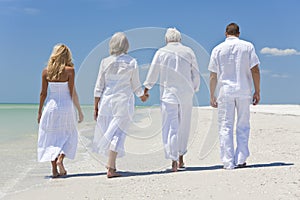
47, 44, 73, 81
109, 32, 129, 55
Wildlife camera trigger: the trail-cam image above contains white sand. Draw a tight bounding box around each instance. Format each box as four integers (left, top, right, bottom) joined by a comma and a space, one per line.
2, 105, 300, 200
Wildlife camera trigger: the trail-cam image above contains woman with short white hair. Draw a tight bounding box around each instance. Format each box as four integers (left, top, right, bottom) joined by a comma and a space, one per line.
93, 32, 148, 178
165, 28, 181, 43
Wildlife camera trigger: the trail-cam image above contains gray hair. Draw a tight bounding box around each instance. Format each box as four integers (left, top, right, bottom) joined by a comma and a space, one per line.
165, 28, 181, 43
109, 32, 129, 55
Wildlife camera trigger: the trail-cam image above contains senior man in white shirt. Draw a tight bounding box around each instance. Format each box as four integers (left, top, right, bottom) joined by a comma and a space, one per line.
209, 23, 261, 169
144, 28, 200, 172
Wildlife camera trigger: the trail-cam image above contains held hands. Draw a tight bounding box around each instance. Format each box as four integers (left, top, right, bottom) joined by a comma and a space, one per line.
140, 93, 149, 102
140, 87, 150, 102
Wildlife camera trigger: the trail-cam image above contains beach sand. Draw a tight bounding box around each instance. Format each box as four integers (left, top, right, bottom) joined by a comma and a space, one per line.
2, 105, 300, 200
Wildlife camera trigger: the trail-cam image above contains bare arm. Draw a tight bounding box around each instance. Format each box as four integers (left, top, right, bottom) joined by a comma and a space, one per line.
251, 64, 260, 105
67, 67, 84, 122
73, 88, 84, 122
37, 69, 48, 123
94, 97, 100, 121
209, 72, 218, 108
130, 60, 148, 102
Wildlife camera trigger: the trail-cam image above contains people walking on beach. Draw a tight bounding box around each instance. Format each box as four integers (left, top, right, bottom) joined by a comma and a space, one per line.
208, 23, 261, 169
93, 32, 149, 178
143, 28, 200, 172
37, 44, 84, 178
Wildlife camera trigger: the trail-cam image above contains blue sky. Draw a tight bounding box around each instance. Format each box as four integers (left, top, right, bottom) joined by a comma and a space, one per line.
0, 0, 299, 105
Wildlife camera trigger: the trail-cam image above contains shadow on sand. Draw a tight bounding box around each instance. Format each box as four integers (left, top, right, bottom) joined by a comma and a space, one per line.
45, 162, 293, 179
118, 162, 294, 178
45, 172, 106, 179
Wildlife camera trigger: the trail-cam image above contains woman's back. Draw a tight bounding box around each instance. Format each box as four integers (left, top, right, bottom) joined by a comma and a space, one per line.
97, 54, 142, 117
102, 54, 136, 96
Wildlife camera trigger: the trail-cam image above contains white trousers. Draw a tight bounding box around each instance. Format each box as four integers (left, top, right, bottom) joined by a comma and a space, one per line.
161, 101, 193, 161
218, 96, 251, 169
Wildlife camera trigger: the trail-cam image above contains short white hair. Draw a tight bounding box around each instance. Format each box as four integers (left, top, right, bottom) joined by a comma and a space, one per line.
109, 32, 129, 55
165, 28, 181, 43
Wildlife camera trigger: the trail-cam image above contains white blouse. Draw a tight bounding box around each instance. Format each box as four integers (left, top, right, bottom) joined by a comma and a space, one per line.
94, 54, 143, 117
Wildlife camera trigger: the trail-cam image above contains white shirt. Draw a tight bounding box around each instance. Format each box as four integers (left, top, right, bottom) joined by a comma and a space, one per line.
94, 54, 143, 116
208, 36, 260, 98
144, 42, 200, 104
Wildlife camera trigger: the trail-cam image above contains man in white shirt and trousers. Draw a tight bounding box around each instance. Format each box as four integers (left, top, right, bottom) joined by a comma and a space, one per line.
208, 23, 261, 169
144, 28, 200, 172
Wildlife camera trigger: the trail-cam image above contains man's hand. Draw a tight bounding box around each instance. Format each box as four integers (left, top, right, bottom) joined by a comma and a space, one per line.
252, 92, 260, 105
210, 96, 218, 108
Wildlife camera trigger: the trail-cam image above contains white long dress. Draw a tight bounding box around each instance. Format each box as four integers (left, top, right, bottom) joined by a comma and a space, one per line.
93, 54, 143, 157
38, 82, 78, 162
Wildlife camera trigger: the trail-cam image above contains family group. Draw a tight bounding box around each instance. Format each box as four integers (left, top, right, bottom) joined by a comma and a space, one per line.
37, 23, 260, 178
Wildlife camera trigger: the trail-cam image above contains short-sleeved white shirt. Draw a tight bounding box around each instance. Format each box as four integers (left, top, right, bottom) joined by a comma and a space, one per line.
208, 36, 260, 98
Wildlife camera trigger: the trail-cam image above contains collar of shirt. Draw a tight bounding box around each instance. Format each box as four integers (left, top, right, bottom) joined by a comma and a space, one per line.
167, 42, 181, 46
225, 36, 239, 41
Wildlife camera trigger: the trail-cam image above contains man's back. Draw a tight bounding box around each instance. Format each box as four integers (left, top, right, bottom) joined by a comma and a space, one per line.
209, 36, 259, 97
158, 42, 197, 84
149, 42, 199, 104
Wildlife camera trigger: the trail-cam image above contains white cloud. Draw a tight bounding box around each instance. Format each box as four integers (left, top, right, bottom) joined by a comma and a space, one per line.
85, 0, 132, 9
260, 69, 271, 75
271, 74, 289, 78
0, 6, 40, 15
259, 69, 289, 79
260, 47, 300, 56
23, 7, 39, 15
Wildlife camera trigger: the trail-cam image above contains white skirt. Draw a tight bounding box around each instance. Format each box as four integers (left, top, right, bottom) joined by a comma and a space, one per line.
38, 99, 78, 162
93, 115, 129, 158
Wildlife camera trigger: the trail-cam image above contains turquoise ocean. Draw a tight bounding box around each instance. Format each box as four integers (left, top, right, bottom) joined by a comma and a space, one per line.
0, 103, 201, 199
0, 104, 95, 199
0, 104, 167, 199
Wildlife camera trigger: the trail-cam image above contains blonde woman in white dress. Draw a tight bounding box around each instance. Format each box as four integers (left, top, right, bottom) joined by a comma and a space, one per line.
93, 32, 148, 178
37, 44, 84, 178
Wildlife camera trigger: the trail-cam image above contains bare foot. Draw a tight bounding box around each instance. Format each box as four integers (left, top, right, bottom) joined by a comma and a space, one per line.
171, 161, 178, 172
178, 155, 185, 168
56, 161, 67, 176
51, 159, 59, 178
106, 166, 116, 172
107, 168, 121, 178
178, 162, 185, 168
52, 170, 59, 178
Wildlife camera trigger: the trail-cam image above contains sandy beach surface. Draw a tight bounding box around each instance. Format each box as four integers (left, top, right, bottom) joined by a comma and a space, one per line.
2, 105, 300, 200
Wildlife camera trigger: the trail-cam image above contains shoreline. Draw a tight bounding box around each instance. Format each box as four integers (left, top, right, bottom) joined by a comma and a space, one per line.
1, 105, 300, 199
